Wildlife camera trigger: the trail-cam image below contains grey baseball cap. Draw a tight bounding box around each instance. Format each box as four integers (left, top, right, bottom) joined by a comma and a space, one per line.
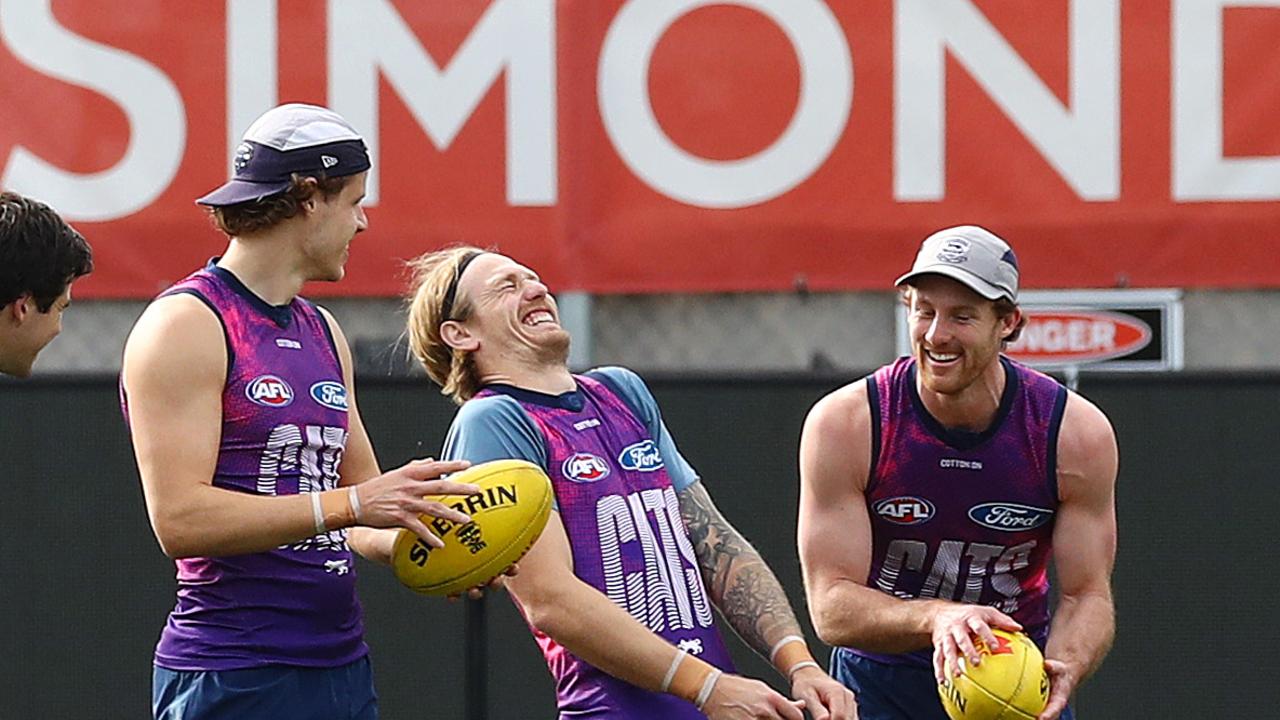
895, 225, 1019, 302
197, 103, 370, 207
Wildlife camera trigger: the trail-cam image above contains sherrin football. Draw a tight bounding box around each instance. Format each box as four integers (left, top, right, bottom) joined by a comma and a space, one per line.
937, 628, 1050, 720
391, 459, 553, 596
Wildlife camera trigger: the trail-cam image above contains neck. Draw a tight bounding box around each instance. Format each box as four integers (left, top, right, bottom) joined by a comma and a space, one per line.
477, 360, 576, 396
917, 357, 1007, 432
218, 233, 308, 306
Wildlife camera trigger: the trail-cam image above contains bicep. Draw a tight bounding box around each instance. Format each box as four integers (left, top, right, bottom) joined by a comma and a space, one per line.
122, 298, 226, 511
1052, 394, 1118, 598
798, 388, 875, 591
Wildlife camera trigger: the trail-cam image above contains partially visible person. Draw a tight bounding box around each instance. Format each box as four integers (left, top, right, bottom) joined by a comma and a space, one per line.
121, 103, 479, 720
404, 246, 857, 720
798, 226, 1117, 720
0, 191, 92, 377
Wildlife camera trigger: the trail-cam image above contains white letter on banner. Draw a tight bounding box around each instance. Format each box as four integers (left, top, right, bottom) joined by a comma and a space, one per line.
1173, 0, 1280, 200
327, 0, 555, 205
227, 0, 278, 172
0, 0, 186, 221
895, 0, 1119, 201
599, 0, 852, 209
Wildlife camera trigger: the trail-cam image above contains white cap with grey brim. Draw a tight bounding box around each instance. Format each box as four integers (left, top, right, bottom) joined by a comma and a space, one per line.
894, 225, 1019, 302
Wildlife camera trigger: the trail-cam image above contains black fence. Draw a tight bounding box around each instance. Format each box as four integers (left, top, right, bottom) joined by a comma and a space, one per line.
2, 372, 1275, 718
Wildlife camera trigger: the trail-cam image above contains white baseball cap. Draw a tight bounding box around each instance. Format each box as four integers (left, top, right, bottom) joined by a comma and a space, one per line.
895, 225, 1019, 302
197, 103, 370, 207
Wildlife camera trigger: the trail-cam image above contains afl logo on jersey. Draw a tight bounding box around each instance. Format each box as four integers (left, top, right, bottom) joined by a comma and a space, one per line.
246, 375, 294, 407
562, 453, 611, 483
874, 496, 935, 525
968, 503, 1054, 532
310, 381, 348, 412
618, 440, 664, 472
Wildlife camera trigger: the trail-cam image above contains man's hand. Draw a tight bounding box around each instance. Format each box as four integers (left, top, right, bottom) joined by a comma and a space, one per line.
448, 563, 521, 601
701, 673, 806, 719
789, 665, 857, 720
930, 602, 1023, 683
1037, 658, 1076, 720
353, 458, 479, 546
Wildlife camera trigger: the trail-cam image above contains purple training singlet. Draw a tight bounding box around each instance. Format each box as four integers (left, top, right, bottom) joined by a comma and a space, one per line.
478, 375, 736, 719
856, 356, 1066, 666
123, 265, 366, 670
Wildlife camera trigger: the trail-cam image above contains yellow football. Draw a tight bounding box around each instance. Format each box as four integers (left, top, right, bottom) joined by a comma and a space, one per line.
390, 459, 553, 596
937, 628, 1050, 720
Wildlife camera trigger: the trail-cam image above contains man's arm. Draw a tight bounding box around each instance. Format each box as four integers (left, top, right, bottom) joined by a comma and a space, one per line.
504, 512, 806, 720
123, 296, 474, 558
1039, 393, 1118, 720
797, 383, 1019, 670
679, 482, 857, 720
317, 306, 405, 565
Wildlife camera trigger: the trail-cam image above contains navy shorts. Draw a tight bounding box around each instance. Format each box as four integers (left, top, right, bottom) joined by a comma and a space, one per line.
153, 656, 377, 720
830, 648, 1074, 720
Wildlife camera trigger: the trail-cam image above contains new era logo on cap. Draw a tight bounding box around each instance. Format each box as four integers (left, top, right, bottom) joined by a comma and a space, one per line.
197, 103, 371, 207
895, 225, 1019, 302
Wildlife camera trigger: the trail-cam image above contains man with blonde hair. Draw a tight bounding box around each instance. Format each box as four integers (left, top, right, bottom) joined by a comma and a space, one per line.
404, 246, 857, 720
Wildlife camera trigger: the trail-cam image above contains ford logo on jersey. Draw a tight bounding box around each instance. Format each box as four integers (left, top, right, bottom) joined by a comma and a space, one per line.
246, 375, 294, 407
873, 496, 935, 525
310, 381, 348, 412
968, 502, 1055, 532
562, 453, 611, 483
618, 440, 664, 472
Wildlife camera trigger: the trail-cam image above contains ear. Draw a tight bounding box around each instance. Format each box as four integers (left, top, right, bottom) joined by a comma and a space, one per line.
298, 178, 320, 213
998, 307, 1023, 341
440, 320, 479, 352
5, 295, 32, 325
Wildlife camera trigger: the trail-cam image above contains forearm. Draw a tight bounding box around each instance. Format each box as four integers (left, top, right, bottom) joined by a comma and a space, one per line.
710, 548, 801, 657
679, 482, 818, 675
1045, 590, 1115, 681
808, 577, 941, 653
149, 483, 354, 558
522, 581, 694, 694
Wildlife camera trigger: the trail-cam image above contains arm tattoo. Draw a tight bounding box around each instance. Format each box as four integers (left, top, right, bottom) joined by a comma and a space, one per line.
679, 483, 802, 659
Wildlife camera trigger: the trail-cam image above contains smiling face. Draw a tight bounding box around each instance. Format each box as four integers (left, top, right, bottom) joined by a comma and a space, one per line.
448, 253, 570, 370
301, 171, 368, 282
906, 274, 1019, 396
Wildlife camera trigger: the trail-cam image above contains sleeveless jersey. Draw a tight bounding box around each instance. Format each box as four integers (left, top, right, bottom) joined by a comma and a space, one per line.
124, 265, 365, 670
474, 375, 736, 719
853, 356, 1066, 667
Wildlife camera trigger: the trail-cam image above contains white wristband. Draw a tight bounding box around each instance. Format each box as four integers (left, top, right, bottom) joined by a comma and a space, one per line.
769, 634, 806, 665
786, 660, 822, 680
347, 485, 362, 523
660, 648, 687, 693
310, 491, 325, 535
694, 668, 722, 710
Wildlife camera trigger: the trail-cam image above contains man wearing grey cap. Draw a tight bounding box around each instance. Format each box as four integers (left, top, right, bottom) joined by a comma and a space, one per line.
121, 104, 481, 720
796, 226, 1118, 720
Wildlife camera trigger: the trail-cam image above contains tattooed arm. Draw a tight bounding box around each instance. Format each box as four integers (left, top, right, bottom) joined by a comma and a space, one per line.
679, 481, 857, 719
679, 481, 798, 653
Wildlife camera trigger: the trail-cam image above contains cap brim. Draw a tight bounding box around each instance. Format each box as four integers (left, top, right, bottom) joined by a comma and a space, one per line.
196, 178, 292, 207
895, 266, 1008, 301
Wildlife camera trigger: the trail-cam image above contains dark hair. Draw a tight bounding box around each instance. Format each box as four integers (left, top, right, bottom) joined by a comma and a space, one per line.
0, 192, 93, 311
210, 172, 354, 236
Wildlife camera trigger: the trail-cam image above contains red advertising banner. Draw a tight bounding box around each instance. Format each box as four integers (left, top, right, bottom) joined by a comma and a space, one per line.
2, 1, 1279, 298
